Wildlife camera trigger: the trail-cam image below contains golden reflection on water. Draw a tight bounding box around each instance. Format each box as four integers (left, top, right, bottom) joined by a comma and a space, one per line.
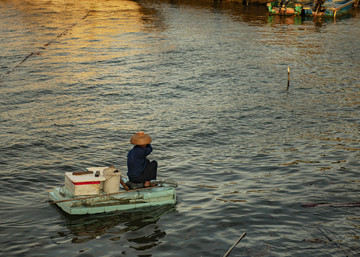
6, 0, 166, 81
2, 0, 168, 135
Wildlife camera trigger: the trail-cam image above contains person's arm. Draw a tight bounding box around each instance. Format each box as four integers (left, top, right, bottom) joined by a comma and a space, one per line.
144, 144, 153, 156
133, 144, 153, 158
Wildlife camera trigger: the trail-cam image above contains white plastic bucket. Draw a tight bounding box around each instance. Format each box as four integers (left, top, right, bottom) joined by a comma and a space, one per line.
103, 168, 121, 193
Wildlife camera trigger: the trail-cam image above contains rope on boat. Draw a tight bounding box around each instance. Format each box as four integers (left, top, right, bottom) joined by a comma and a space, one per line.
222, 232, 247, 257
50, 185, 159, 204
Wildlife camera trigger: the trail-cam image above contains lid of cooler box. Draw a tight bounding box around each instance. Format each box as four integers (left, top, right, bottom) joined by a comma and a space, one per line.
65, 172, 106, 183
86, 167, 109, 176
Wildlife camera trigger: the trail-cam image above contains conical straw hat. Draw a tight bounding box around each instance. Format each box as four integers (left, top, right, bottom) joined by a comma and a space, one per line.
130, 131, 152, 145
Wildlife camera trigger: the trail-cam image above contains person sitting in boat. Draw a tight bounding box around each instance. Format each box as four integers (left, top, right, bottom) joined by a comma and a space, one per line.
127, 131, 157, 187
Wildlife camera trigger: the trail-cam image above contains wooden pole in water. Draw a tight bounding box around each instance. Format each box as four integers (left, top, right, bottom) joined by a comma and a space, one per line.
223, 232, 246, 257
287, 67, 290, 90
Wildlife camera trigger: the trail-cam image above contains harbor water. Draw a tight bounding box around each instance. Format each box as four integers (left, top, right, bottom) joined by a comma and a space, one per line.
0, 0, 359, 256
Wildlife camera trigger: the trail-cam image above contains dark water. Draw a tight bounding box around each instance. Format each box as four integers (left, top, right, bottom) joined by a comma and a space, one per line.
1, 0, 359, 256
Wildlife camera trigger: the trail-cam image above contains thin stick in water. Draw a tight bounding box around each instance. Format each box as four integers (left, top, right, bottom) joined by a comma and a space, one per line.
223, 232, 246, 257
287, 67, 290, 90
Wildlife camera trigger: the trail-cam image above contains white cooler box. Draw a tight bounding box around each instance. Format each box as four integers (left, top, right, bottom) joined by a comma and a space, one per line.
65, 171, 106, 196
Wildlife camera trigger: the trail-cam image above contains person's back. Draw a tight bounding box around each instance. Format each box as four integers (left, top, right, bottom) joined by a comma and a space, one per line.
127, 144, 152, 179
126, 132, 157, 187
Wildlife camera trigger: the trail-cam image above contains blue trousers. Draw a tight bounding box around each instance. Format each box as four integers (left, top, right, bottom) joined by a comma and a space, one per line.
130, 160, 157, 183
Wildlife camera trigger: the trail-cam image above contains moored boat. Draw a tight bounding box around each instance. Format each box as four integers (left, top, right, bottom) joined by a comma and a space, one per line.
48, 166, 177, 215
267, 0, 355, 17
302, 0, 355, 17
267, 1, 304, 16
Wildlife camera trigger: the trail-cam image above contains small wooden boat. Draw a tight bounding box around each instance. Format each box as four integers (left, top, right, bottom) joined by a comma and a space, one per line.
302, 0, 355, 17
48, 167, 177, 215
267, 0, 355, 17
267, 1, 304, 16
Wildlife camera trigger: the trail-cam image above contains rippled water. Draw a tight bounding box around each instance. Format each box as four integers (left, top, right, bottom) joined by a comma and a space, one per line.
1, 0, 359, 256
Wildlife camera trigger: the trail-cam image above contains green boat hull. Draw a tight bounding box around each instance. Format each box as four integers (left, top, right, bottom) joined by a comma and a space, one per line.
49, 186, 176, 215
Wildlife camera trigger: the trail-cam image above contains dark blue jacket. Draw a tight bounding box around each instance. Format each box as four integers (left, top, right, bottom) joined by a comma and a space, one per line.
127, 144, 153, 179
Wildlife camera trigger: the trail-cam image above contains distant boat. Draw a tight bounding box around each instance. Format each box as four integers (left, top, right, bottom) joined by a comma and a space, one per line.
48, 167, 177, 215
267, 0, 355, 17
267, 1, 304, 16
302, 0, 355, 17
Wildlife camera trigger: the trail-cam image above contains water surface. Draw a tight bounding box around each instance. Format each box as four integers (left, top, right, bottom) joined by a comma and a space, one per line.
0, 0, 359, 256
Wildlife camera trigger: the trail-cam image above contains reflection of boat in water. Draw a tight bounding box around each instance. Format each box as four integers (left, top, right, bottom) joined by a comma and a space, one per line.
53, 205, 176, 244
267, 14, 304, 24
302, 0, 355, 17
49, 166, 177, 215
267, 0, 356, 17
